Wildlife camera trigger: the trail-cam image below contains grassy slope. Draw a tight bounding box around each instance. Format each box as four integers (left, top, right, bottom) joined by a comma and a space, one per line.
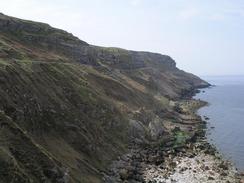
0, 60, 133, 182
0, 13, 209, 182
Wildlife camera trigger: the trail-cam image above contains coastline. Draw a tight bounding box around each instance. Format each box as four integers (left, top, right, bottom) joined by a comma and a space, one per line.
104, 87, 243, 183
142, 98, 242, 183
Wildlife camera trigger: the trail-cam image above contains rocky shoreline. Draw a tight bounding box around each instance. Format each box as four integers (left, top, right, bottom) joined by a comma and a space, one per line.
143, 140, 240, 183
104, 97, 243, 183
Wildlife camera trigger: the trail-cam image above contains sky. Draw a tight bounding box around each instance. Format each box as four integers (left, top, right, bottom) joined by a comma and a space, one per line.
1, 0, 244, 76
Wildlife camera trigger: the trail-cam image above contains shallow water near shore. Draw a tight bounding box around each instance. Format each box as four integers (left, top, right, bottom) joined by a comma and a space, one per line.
194, 75, 244, 171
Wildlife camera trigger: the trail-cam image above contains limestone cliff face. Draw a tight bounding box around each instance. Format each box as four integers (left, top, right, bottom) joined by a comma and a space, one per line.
0, 13, 209, 183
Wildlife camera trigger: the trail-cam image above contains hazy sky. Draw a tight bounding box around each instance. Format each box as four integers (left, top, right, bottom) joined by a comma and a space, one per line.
1, 0, 244, 76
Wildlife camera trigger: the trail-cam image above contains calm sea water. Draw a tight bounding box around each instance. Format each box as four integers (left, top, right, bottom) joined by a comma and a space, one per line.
194, 76, 244, 171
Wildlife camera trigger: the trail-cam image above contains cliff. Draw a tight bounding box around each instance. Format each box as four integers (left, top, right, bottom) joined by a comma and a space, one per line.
0, 13, 209, 183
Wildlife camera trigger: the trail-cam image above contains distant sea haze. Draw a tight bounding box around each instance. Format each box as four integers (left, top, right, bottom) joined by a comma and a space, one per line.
195, 75, 244, 171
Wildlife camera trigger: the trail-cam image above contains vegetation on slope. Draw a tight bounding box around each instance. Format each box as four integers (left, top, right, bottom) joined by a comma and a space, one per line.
0, 13, 209, 182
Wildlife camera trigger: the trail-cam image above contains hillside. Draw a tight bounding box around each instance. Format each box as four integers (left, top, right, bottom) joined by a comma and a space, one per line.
0, 13, 209, 183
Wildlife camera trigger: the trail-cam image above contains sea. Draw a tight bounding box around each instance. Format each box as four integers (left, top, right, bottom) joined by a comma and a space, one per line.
194, 75, 244, 171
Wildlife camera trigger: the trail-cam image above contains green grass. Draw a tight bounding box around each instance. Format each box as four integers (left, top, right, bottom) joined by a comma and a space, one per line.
0, 59, 9, 65
18, 60, 33, 72
173, 130, 189, 148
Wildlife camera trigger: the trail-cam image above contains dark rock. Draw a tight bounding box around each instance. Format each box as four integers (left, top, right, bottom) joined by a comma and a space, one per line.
205, 166, 210, 170
218, 163, 229, 170
220, 172, 228, 176
204, 116, 210, 120
208, 176, 215, 180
